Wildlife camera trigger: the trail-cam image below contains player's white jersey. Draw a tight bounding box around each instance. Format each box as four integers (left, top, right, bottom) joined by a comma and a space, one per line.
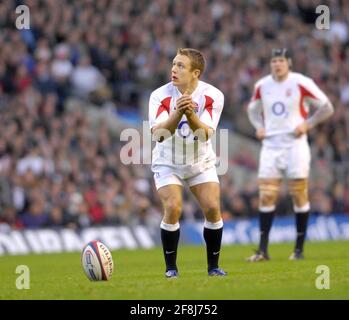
248, 72, 330, 148
148, 80, 224, 179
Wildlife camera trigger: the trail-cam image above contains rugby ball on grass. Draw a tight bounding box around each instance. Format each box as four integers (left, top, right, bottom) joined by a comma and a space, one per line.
81, 240, 114, 281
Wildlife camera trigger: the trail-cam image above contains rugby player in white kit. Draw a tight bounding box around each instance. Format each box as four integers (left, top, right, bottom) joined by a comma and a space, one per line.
247, 48, 334, 261
149, 48, 227, 277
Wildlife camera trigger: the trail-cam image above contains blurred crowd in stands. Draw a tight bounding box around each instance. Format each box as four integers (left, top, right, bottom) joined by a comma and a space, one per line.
0, 0, 349, 230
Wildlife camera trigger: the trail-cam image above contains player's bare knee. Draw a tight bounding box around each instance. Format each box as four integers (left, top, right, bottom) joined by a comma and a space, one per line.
259, 181, 280, 208
288, 179, 309, 207
163, 208, 181, 225
259, 192, 278, 207
164, 200, 182, 217
203, 204, 220, 222
291, 193, 309, 208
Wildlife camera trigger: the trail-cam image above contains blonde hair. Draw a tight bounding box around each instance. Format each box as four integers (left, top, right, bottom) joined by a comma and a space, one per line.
177, 48, 205, 78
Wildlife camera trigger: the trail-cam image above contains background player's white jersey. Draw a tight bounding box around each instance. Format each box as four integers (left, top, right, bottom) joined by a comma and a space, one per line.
248, 72, 330, 148
149, 81, 224, 179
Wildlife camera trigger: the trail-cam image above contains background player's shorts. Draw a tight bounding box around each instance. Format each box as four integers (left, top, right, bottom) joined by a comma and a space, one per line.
153, 165, 219, 190
258, 139, 311, 179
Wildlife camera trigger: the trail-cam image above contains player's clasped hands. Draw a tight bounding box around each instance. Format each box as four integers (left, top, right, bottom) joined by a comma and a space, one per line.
176, 90, 196, 116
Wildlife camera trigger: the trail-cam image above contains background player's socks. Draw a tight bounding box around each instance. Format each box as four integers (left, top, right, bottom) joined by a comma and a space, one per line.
295, 211, 310, 252
203, 219, 223, 271
258, 209, 275, 254
160, 221, 180, 271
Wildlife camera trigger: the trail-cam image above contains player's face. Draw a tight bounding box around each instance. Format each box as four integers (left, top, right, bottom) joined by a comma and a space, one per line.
270, 57, 289, 80
171, 55, 199, 90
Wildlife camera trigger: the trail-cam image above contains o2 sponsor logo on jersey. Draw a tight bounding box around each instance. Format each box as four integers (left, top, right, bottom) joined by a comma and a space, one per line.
271, 101, 288, 118
178, 120, 191, 138
177, 120, 198, 140
177, 102, 199, 139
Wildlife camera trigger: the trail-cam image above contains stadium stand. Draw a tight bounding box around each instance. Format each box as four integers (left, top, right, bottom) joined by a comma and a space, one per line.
0, 0, 348, 230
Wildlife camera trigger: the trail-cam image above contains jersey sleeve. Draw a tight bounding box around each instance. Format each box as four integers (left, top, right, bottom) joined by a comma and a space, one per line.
148, 92, 170, 130
199, 90, 224, 131
298, 76, 329, 109
247, 84, 264, 130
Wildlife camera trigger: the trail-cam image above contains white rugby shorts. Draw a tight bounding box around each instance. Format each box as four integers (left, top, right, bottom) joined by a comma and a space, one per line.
258, 139, 311, 179
153, 165, 219, 190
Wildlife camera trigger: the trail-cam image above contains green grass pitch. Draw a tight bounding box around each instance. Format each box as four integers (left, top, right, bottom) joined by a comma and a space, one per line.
0, 240, 348, 300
